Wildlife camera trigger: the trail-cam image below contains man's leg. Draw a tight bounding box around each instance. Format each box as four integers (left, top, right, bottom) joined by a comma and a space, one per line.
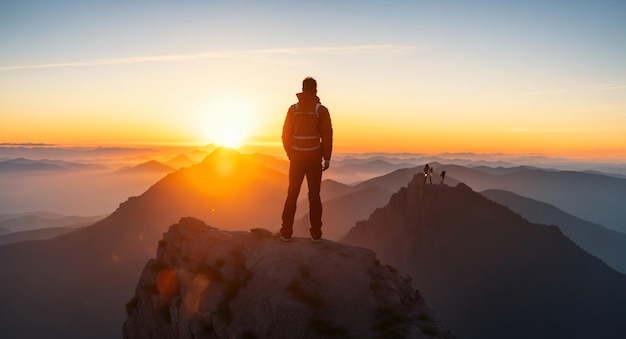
281, 161, 306, 238
306, 160, 323, 240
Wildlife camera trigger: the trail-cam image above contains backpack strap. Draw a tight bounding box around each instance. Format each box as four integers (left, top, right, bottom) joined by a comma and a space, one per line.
290, 103, 322, 151
294, 103, 321, 117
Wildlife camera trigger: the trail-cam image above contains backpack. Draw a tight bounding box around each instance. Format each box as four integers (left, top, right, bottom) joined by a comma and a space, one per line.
290, 102, 322, 151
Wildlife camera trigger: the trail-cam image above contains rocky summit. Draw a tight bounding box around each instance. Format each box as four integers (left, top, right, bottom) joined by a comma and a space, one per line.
123, 217, 449, 338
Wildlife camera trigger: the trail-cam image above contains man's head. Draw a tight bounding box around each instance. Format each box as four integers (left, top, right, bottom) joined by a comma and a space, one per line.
302, 77, 317, 93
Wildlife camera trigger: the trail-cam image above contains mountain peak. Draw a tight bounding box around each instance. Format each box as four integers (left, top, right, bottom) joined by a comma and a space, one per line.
343, 172, 626, 338
123, 217, 449, 338
203, 147, 243, 162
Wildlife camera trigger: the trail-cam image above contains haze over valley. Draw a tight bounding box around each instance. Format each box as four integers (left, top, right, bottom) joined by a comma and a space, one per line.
2, 145, 626, 338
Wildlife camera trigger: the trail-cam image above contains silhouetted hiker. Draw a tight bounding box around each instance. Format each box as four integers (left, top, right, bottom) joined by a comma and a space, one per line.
428, 165, 434, 184
423, 164, 430, 183
280, 77, 333, 243
440, 170, 446, 185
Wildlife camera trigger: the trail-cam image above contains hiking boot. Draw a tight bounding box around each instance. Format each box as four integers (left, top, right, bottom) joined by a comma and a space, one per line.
311, 237, 322, 243
280, 236, 293, 242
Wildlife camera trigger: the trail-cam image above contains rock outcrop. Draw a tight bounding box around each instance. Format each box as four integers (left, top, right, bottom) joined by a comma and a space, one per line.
124, 217, 449, 338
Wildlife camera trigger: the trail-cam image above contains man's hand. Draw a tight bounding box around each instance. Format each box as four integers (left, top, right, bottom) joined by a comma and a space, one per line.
322, 159, 330, 171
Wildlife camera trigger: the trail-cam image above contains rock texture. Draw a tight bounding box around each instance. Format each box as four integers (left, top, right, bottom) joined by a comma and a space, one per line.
124, 217, 449, 338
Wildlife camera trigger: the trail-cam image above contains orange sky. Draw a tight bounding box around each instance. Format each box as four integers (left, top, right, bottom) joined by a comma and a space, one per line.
1, 1, 625, 160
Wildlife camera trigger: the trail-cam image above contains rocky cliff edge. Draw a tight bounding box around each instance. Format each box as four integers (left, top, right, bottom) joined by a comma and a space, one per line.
123, 217, 449, 338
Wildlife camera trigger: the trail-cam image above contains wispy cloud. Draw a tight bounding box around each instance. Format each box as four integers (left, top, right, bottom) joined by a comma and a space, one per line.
518, 83, 626, 96
508, 127, 578, 134
601, 84, 626, 90
0, 142, 58, 146
0, 44, 415, 72
517, 89, 569, 96
508, 126, 610, 134
255, 45, 417, 56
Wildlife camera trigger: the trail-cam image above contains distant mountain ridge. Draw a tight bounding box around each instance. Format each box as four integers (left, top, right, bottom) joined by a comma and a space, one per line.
481, 189, 626, 274
164, 154, 195, 169
0, 227, 76, 246
0, 158, 67, 172
342, 175, 626, 338
0, 157, 104, 172
0, 214, 104, 233
439, 164, 626, 233
116, 160, 175, 174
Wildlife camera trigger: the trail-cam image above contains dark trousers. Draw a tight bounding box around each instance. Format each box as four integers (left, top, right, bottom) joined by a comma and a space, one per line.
281, 159, 323, 239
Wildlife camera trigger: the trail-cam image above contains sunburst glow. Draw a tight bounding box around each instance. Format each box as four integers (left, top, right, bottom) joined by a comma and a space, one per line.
215, 127, 246, 149
200, 98, 257, 149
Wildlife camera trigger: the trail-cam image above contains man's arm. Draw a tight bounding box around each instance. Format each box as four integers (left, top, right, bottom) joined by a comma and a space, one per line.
319, 106, 333, 161
282, 105, 295, 159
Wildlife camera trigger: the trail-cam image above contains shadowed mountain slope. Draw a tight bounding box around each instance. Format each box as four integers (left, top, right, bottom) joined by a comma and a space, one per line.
482, 189, 626, 274
342, 175, 626, 339
319, 179, 356, 201
0, 227, 76, 246
124, 217, 450, 338
0, 148, 288, 339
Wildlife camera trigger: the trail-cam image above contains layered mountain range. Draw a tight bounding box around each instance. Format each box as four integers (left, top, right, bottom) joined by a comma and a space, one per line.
438, 164, 626, 233
0, 157, 104, 172
2, 148, 626, 338
0, 148, 288, 338
482, 189, 626, 274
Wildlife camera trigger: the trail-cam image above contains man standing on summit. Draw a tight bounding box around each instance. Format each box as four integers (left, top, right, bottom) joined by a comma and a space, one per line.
280, 77, 333, 242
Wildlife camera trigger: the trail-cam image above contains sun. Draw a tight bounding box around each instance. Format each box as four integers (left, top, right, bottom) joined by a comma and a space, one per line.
214, 127, 246, 149
199, 98, 257, 149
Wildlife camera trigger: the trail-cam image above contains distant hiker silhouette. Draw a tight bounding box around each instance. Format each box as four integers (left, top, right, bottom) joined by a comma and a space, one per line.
423, 164, 430, 183
280, 77, 333, 242
428, 165, 434, 184
440, 170, 446, 185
